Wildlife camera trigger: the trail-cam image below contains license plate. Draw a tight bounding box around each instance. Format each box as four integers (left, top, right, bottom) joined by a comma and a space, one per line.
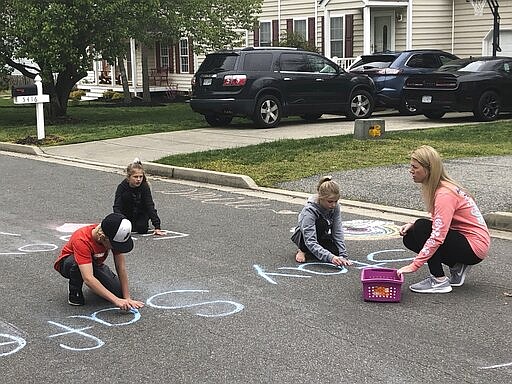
202, 78, 212, 86
422, 95, 432, 103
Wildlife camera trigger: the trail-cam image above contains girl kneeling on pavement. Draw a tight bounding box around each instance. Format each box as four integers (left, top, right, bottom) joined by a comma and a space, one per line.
397, 145, 490, 293
113, 158, 164, 235
291, 176, 352, 267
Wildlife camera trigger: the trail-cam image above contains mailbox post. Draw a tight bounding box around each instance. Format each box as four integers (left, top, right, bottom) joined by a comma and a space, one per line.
34, 76, 45, 140
12, 75, 49, 140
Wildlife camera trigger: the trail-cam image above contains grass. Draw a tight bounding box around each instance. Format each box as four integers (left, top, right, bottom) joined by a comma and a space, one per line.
1, 94, 511, 187
157, 122, 512, 187
0, 96, 207, 145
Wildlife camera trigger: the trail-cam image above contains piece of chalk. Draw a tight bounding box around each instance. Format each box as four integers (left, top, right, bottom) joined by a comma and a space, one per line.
129, 308, 139, 314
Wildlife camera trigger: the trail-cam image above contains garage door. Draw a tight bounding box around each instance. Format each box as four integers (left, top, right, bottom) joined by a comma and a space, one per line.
484, 29, 512, 56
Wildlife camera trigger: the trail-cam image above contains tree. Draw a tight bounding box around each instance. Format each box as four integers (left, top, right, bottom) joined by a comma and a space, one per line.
132, 0, 262, 101
0, 0, 261, 118
278, 31, 319, 53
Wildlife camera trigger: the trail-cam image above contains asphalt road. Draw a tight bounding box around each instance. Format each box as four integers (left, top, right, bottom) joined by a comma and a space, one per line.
1, 153, 511, 383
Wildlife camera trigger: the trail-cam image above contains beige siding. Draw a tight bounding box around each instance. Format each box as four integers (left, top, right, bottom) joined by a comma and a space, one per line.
454, 0, 512, 57
411, 1, 454, 52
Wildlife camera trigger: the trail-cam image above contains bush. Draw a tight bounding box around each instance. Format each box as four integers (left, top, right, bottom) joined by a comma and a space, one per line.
102, 90, 123, 100
69, 89, 86, 101
102, 90, 115, 99
111, 91, 124, 100
278, 31, 319, 53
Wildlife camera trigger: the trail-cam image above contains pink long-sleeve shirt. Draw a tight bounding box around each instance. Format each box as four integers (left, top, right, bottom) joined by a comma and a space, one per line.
410, 184, 490, 271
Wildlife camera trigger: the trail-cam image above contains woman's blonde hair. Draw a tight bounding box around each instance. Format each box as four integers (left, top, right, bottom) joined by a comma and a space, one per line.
317, 176, 340, 201
411, 145, 465, 212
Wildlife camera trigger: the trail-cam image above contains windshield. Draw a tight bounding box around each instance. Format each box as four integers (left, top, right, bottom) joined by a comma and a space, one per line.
198, 54, 238, 73
438, 59, 492, 72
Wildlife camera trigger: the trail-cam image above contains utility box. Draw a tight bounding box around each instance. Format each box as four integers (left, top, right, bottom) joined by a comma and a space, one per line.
354, 119, 385, 140
11, 84, 37, 97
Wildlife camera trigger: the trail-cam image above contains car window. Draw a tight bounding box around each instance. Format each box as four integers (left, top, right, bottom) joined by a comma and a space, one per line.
503, 62, 512, 73
351, 55, 395, 70
199, 54, 238, 73
439, 54, 456, 65
407, 54, 439, 69
242, 53, 273, 71
279, 53, 309, 72
458, 61, 487, 72
306, 54, 337, 73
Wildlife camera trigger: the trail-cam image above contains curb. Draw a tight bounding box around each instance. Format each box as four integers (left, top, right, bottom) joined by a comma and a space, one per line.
484, 212, 512, 232
143, 162, 259, 190
2, 141, 511, 233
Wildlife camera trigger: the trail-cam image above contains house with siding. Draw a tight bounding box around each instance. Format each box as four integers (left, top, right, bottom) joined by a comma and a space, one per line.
79, 0, 511, 99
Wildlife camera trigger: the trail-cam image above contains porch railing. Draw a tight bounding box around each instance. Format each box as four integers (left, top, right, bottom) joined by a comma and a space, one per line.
332, 57, 358, 70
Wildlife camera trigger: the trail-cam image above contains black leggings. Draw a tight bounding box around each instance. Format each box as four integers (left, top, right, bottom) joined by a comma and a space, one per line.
403, 218, 482, 277
298, 217, 339, 257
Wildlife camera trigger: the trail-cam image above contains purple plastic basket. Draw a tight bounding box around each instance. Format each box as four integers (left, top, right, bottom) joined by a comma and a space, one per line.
361, 267, 404, 302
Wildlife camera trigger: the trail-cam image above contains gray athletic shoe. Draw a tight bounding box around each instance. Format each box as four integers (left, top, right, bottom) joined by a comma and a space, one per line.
449, 264, 472, 287
409, 275, 453, 294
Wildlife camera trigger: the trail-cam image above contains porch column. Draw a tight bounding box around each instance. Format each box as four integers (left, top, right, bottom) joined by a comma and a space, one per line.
406, 0, 413, 49
130, 38, 138, 96
363, 6, 371, 54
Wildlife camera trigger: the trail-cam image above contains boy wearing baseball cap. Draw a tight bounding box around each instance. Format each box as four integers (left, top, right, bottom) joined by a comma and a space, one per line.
54, 213, 144, 310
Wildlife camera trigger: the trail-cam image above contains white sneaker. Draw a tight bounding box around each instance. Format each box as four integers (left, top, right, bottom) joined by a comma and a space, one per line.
449, 264, 472, 287
409, 275, 453, 294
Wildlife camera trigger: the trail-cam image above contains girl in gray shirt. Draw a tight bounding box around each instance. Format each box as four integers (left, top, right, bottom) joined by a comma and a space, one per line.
291, 176, 352, 267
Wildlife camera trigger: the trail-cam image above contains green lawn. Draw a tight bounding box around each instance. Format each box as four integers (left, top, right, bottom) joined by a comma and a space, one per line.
157, 122, 512, 187
0, 96, 207, 145
1, 95, 511, 188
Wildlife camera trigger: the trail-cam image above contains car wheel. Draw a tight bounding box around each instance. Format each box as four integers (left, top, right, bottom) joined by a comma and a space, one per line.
398, 98, 418, 116
346, 89, 374, 120
423, 111, 446, 120
300, 113, 323, 122
253, 95, 282, 128
473, 90, 500, 121
205, 114, 233, 127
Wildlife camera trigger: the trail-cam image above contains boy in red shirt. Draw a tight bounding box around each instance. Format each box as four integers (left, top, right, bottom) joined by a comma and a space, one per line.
54, 213, 144, 309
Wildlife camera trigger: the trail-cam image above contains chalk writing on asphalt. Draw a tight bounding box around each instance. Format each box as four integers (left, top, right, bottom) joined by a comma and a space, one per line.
158, 188, 276, 211
254, 249, 410, 285
289, 220, 401, 242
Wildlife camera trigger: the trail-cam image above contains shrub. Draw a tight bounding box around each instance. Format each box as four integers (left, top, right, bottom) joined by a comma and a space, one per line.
102, 90, 115, 99
69, 89, 86, 101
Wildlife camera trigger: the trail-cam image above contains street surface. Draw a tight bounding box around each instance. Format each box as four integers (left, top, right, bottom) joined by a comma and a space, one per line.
1, 153, 511, 383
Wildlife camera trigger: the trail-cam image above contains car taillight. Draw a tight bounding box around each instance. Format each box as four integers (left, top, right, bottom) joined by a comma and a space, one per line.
223, 74, 247, 87
376, 68, 402, 75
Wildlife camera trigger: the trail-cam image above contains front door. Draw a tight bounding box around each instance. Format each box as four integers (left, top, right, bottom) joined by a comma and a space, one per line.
372, 15, 393, 53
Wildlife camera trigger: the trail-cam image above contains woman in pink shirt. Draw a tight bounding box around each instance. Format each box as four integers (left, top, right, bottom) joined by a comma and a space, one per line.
397, 145, 490, 293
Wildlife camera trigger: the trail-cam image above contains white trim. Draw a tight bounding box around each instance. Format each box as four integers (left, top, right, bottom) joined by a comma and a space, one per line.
406, 0, 412, 49
130, 38, 138, 95
325, 12, 346, 59
364, 7, 371, 54
259, 20, 272, 46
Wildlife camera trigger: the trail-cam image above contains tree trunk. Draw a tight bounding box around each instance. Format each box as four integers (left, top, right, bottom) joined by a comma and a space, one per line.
141, 44, 151, 103
117, 56, 131, 103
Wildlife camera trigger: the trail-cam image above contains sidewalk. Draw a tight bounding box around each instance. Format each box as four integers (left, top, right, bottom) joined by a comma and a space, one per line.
1, 110, 511, 232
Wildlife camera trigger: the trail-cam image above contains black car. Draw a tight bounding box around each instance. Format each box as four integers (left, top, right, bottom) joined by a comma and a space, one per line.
348, 50, 458, 114
189, 47, 376, 128
403, 56, 512, 121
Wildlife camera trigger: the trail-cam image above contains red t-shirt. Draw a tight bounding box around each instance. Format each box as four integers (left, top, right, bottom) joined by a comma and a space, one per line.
54, 224, 113, 272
